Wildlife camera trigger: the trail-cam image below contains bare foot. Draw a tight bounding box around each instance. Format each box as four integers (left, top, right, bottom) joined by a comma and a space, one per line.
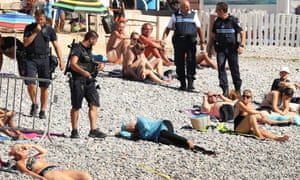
288, 117, 294, 124
276, 135, 289, 141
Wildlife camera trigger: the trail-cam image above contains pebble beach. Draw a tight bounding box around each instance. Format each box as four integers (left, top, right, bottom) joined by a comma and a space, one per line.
0, 33, 300, 180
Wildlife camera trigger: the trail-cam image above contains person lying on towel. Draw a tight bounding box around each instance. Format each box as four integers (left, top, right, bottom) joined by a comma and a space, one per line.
0, 108, 26, 140
201, 90, 238, 122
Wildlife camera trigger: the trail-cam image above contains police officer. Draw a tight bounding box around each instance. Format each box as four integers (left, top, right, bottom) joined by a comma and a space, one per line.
162, 0, 205, 91
207, 2, 246, 97
23, 9, 64, 119
68, 31, 106, 139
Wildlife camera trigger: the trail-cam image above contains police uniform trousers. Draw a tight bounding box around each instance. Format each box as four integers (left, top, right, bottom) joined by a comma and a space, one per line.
173, 36, 197, 82
216, 47, 242, 91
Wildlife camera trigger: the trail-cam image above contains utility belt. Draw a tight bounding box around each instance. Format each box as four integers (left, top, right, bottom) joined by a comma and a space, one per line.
173, 34, 197, 42
27, 53, 49, 59
69, 75, 96, 85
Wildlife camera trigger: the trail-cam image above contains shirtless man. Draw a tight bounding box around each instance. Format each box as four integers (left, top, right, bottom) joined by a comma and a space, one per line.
123, 38, 168, 85
202, 91, 237, 119
196, 52, 229, 70
0, 108, 27, 139
106, 21, 129, 64
140, 23, 174, 66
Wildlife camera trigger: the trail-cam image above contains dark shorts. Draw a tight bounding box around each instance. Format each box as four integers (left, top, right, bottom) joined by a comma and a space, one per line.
234, 115, 245, 130
70, 79, 100, 109
25, 58, 51, 87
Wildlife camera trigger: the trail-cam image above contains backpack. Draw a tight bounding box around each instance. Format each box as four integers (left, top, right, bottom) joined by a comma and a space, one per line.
219, 104, 234, 122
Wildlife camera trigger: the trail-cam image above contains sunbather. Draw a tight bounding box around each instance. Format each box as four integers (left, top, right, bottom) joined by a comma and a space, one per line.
8, 143, 92, 180
123, 39, 169, 85
106, 21, 129, 64
234, 89, 289, 141
0, 108, 26, 139
261, 87, 296, 115
201, 91, 238, 120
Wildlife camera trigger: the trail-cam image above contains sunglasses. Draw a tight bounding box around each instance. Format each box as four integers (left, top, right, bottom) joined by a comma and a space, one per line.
242, 95, 251, 99
131, 38, 138, 41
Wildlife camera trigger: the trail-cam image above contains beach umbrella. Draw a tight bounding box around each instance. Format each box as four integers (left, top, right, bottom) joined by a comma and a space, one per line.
0, 12, 35, 32
53, 0, 108, 33
52, 0, 107, 14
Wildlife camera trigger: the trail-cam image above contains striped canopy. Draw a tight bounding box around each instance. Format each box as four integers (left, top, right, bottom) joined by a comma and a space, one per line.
0, 12, 35, 30
53, 0, 108, 13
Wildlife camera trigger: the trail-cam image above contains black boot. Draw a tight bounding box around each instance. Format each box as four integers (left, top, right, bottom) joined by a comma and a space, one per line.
187, 79, 195, 90
221, 86, 229, 97
179, 80, 186, 90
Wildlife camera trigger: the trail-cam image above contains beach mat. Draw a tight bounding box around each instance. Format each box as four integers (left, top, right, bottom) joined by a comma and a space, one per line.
181, 123, 260, 140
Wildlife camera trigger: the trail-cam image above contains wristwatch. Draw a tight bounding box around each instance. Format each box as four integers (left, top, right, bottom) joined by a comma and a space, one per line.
239, 44, 245, 48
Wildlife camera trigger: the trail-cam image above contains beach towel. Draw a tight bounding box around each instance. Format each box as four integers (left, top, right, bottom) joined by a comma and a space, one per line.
99, 69, 123, 78
178, 109, 202, 116
0, 135, 30, 143
181, 123, 260, 139
267, 114, 300, 125
93, 54, 108, 63
205, 124, 260, 139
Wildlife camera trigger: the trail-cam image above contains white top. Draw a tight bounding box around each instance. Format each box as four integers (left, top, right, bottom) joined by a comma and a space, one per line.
166, 10, 201, 29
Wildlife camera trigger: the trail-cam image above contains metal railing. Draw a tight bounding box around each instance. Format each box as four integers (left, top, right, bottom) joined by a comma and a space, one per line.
0, 73, 56, 143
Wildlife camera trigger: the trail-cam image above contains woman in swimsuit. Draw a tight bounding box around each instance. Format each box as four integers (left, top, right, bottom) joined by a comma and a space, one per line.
8, 143, 92, 180
233, 89, 289, 141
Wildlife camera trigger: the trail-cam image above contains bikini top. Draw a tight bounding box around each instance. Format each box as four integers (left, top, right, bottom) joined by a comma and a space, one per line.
26, 156, 37, 171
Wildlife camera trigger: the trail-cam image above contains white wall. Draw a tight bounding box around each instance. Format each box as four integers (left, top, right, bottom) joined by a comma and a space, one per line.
199, 0, 300, 14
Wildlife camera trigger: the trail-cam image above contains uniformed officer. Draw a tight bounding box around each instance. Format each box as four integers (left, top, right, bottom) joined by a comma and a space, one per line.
162, 0, 205, 91
68, 31, 106, 139
207, 2, 246, 97
23, 9, 64, 119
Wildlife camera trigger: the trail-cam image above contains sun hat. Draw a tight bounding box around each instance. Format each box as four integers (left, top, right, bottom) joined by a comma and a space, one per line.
280, 67, 290, 73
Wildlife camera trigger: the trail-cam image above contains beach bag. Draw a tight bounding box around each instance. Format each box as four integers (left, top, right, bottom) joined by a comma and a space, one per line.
219, 104, 234, 122
102, 14, 115, 34
190, 114, 210, 131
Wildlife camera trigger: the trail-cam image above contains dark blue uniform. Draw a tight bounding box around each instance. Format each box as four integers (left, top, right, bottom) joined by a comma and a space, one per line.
69, 43, 100, 109
172, 10, 198, 89
213, 15, 243, 94
271, 78, 290, 91
23, 23, 56, 87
